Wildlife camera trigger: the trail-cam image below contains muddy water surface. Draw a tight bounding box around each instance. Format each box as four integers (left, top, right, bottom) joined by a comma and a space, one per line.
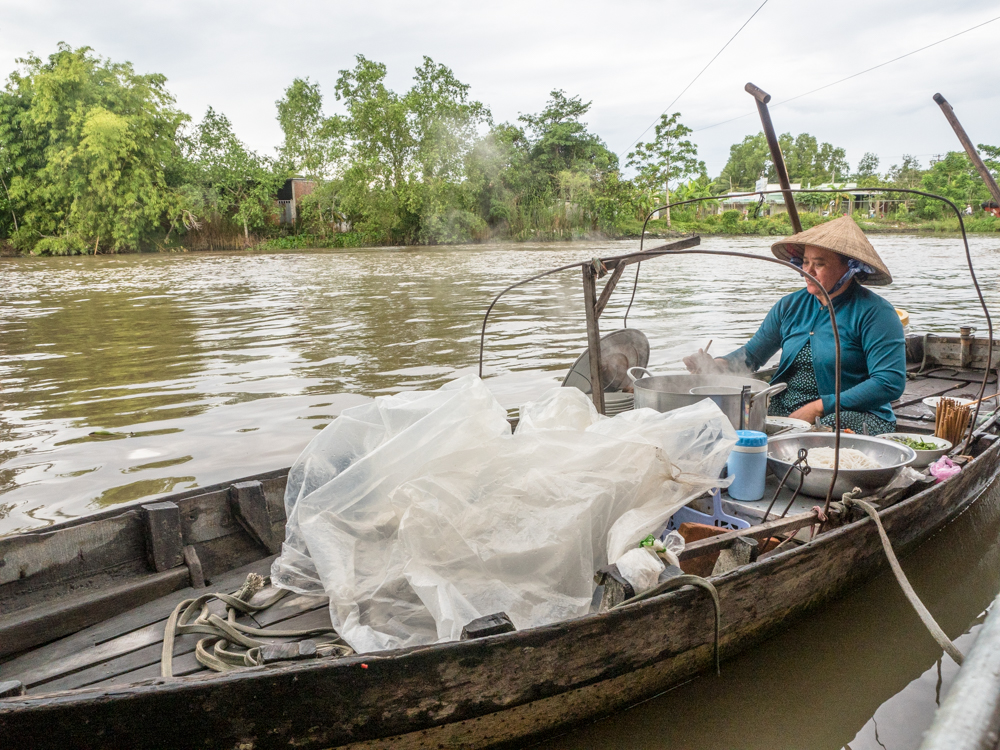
2, 234, 1000, 748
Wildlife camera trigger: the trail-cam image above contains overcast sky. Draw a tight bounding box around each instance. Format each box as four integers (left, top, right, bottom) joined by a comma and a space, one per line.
3, 0, 998, 178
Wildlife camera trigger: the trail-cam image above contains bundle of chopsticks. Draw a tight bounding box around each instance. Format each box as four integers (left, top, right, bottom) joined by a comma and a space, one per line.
935, 397, 972, 446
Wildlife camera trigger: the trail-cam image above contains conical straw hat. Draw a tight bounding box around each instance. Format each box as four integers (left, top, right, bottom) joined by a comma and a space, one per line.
771, 215, 892, 286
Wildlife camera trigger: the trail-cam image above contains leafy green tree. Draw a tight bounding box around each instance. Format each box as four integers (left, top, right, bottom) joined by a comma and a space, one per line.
465, 123, 535, 232
854, 152, 880, 183
883, 155, 924, 213
330, 55, 490, 243
189, 107, 282, 241
626, 112, 703, 226
917, 151, 993, 218
519, 90, 617, 180
673, 175, 718, 218
276, 77, 340, 178
0, 44, 188, 254
405, 57, 491, 242
717, 133, 770, 192
718, 131, 849, 192
978, 143, 999, 185
885, 155, 923, 188
774, 133, 848, 185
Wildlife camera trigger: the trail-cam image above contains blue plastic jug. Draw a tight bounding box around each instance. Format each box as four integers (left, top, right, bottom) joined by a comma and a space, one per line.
727, 430, 768, 501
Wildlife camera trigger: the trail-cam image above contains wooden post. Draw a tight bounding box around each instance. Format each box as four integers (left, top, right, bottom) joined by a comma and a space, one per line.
933, 94, 1000, 205
582, 264, 605, 415
142, 501, 184, 572
230, 480, 282, 554
745, 83, 803, 234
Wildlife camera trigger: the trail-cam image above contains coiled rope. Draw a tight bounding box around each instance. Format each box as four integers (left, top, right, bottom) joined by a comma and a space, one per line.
161, 573, 353, 677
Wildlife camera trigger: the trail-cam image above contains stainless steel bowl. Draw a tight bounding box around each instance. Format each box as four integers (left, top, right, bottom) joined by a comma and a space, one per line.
767, 433, 917, 499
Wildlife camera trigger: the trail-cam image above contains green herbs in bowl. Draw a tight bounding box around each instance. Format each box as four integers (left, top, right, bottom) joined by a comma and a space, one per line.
877, 432, 951, 468
891, 436, 943, 451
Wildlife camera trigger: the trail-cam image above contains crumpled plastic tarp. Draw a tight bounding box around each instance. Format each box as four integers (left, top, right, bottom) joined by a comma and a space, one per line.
271, 376, 736, 653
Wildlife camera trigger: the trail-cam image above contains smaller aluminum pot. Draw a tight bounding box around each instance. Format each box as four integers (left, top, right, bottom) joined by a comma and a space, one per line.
627, 368, 787, 432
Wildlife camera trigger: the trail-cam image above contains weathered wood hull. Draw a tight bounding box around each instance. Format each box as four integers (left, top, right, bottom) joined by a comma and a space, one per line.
2, 435, 998, 749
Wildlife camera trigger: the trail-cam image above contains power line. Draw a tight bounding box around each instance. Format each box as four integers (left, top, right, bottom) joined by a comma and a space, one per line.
618, 0, 768, 156
692, 12, 1000, 134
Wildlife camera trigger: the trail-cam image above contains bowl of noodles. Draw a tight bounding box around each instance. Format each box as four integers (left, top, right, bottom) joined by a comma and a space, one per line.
766, 433, 917, 499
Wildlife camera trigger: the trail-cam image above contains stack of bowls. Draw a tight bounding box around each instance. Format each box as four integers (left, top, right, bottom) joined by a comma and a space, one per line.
604, 392, 635, 416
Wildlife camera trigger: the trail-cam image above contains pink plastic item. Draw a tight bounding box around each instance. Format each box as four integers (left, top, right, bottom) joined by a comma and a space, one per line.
928, 455, 961, 483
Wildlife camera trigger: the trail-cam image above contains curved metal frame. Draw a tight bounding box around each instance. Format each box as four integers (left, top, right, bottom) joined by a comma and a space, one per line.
629, 186, 993, 453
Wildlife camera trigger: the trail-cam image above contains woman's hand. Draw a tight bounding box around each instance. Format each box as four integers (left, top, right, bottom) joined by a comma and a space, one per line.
790, 399, 825, 425
683, 350, 728, 374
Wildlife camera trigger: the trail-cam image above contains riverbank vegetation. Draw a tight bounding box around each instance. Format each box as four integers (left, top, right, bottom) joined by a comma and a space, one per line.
0, 45, 997, 255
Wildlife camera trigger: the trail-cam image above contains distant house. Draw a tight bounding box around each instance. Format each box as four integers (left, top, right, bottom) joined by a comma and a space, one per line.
719, 182, 803, 215
276, 178, 316, 225
718, 182, 890, 216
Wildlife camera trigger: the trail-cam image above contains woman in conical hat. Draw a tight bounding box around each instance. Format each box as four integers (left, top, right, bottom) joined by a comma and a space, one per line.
684, 215, 905, 434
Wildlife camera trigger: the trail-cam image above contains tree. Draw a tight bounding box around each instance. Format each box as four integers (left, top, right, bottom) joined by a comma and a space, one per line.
276, 77, 340, 178
917, 151, 993, 219
189, 107, 282, 241
854, 152, 880, 182
978, 143, 999, 183
886, 155, 923, 188
519, 90, 617, 181
406, 57, 490, 184
0, 44, 188, 254
673, 175, 717, 218
717, 133, 770, 192
626, 112, 703, 226
883, 154, 924, 212
331, 55, 490, 243
717, 131, 849, 192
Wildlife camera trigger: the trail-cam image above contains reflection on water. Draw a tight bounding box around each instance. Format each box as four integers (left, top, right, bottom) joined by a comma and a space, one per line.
1, 235, 998, 531
1, 235, 1000, 747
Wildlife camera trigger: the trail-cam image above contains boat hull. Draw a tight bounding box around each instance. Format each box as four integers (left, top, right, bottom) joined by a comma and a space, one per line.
2, 438, 998, 749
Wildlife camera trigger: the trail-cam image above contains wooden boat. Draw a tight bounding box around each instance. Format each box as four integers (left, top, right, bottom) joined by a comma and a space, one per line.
919, 586, 1000, 750
0, 331, 998, 749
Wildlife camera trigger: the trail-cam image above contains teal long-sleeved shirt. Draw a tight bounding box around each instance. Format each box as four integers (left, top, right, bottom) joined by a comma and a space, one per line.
721, 281, 906, 424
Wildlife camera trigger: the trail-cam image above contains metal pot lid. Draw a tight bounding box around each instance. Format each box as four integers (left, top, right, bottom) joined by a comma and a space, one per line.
562, 329, 650, 394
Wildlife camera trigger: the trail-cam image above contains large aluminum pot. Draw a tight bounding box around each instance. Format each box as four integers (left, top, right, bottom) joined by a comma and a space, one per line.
627, 368, 787, 432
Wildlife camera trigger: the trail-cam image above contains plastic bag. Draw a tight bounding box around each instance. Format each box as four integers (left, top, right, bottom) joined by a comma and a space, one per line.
615, 548, 665, 594
272, 379, 735, 653
929, 455, 961, 483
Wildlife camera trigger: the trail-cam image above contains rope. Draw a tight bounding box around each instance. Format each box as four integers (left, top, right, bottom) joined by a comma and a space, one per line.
161, 573, 353, 677
846, 498, 964, 665
614, 574, 722, 676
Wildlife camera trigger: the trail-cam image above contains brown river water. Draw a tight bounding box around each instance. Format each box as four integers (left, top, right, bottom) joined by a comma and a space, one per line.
2, 234, 1000, 747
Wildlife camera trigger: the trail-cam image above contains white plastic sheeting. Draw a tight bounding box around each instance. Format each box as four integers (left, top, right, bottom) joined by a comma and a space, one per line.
272, 376, 736, 653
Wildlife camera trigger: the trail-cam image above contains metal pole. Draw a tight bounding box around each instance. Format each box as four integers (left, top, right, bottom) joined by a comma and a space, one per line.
933, 93, 1000, 205
582, 264, 605, 415
745, 83, 803, 234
